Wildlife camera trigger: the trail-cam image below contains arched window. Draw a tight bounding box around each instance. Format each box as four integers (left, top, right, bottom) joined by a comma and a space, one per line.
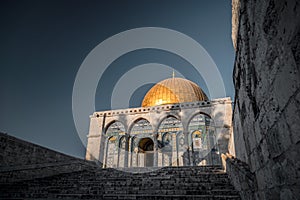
187, 113, 217, 166
104, 121, 125, 168
188, 114, 206, 132
162, 133, 172, 149
130, 119, 152, 135
118, 136, 127, 168
188, 113, 209, 150
158, 116, 182, 134
130, 136, 138, 167
106, 121, 125, 137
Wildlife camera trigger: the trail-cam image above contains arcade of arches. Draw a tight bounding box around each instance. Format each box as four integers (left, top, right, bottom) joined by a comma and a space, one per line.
86, 78, 233, 168
103, 114, 218, 168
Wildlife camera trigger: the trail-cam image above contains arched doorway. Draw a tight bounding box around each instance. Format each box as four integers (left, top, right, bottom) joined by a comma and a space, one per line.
129, 118, 153, 167
138, 138, 154, 167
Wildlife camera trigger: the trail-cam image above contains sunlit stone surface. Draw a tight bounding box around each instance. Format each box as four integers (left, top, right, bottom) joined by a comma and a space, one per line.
226, 0, 300, 199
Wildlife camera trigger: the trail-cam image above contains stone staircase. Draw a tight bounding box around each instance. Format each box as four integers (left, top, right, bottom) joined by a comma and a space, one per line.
0, 165, 241, 199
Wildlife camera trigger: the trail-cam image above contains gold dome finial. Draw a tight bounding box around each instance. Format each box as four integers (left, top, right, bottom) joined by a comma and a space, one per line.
172, 69, 175, 78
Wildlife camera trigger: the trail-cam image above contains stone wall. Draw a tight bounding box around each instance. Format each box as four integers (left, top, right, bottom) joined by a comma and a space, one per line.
0, 132, 97, 182
0, 132, 77, 167
231, 0, 300, 199
222, 153, 256, 200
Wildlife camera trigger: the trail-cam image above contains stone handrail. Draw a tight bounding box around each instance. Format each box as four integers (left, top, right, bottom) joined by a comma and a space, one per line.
222, 153, 256, 200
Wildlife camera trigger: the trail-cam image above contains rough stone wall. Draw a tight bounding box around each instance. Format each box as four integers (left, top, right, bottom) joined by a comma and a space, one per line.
0, 132, 77, 167
232, 0, 300, 199
0, 132, 96, 183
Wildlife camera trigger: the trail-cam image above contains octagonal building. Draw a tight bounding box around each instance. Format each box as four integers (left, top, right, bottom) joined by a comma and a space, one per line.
86, 77, 233, 168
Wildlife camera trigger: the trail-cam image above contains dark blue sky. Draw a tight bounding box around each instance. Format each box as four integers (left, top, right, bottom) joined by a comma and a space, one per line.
0, 0, 235, 158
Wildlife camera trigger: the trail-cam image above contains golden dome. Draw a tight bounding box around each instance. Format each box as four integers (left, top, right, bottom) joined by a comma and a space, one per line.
141, 77, 208, 107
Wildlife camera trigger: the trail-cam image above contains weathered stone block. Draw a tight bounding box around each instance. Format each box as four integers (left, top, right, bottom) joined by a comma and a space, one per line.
231, 0, 300, 199
285, 96, 300, 144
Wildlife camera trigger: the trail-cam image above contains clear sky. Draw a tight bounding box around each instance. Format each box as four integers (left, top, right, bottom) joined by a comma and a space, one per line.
0, 0, 235, 158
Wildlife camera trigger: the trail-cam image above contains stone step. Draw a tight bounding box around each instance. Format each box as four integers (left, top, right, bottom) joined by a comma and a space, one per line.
1, 193, 241, 200
102, 194, 241, 200
3, 183, 236, 193
103, 189, 239, 195
34, 176, 231, 183
35, 170, 228, 178
17, 180, 232, 189
0, 166, 241, 199
1, 186, 239, 198
4, 193, 240, 200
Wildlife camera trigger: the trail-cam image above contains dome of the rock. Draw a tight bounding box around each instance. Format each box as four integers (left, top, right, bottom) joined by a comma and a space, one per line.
141, 77, 208, 107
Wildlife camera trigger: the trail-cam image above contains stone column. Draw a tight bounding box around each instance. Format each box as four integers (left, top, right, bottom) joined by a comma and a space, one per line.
124, 134, 129, 168
157, 133, 162, 167
172, 133, 177, 166
99, 113, 107, 167
128, 137, 132, 168
153, 132, 158, 167
206, 126, 212, 165
102, 138, 108, 168
183, 131, 191, 166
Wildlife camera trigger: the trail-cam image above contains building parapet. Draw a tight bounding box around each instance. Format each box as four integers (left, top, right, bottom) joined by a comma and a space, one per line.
92, 97, 232, 118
